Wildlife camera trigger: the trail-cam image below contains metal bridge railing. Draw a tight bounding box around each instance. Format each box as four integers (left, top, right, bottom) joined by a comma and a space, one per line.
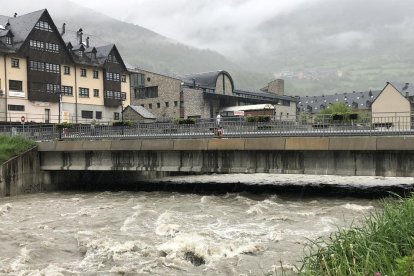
1, 114, 414, 141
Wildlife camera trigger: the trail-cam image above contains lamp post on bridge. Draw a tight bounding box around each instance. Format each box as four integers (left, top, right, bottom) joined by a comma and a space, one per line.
57, 89, 63, 140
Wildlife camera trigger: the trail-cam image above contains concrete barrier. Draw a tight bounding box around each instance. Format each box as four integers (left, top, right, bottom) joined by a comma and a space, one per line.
244, 138, 285, 150
0, 148, 42, 197
207, 138, 245, 150
285, 137, 329, 150
111, 140, 142, 151
377, 137, 414, 150
174, 139, 208, 151
141, 139, 174, 150
329, 137, 377, 151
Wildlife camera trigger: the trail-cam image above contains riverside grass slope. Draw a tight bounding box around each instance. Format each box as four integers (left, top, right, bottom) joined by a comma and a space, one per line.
300, 195, 414, 276
0, 135, 36, 164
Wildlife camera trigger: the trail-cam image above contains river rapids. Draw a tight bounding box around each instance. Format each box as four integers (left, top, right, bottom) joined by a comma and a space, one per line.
0, 182, 380, 275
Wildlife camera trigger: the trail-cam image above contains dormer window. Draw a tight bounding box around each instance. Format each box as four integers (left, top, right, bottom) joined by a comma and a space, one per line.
107, 54, 118, 63
35, 21, 52, 32
5, 36, 11, 44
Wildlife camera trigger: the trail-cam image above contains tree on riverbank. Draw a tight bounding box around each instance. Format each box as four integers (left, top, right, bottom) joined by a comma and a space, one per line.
0, 135, 36, 164
300, 195, 414, 275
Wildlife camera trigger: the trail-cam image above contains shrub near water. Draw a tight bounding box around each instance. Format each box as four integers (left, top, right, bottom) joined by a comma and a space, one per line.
300, 195, 414, 275
0, 135, 36, 164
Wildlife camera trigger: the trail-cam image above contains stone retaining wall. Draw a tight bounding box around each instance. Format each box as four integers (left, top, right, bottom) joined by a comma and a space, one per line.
0, 147, 42, 196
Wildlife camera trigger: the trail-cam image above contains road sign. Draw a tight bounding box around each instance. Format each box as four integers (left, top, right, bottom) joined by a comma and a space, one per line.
20, 116, 26, 124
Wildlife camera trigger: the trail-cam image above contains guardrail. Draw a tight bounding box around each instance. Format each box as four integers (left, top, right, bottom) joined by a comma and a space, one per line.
0, 114, 413, 141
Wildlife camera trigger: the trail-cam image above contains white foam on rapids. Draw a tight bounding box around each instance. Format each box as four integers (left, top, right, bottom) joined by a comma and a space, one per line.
76, 232, 152, 272
342, 203, 374, 211
246, 199, 283, 215
0, 247, 31, 273
155, 212, 180, 237
158, 232, 265, 265
154, 173, 414, 187
0, 203, 12, 216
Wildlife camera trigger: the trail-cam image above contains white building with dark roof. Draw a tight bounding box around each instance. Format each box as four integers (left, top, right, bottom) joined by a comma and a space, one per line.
0, 9, 130, 124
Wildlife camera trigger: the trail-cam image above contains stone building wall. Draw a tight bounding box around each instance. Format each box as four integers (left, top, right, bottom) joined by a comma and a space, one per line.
182, 87, 205, 118
267, 79, 285, 95
215, 74, 233, 95
122, 108, 156, 123
274, 101, 298, 120
131, 69, 182, 120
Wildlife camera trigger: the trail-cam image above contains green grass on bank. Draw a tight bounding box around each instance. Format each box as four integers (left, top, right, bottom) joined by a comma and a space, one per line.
0, 135, 36, 164
300, 195, 414, 275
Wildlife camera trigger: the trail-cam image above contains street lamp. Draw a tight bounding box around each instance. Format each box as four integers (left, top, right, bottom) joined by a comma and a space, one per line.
57, 89, 62, 140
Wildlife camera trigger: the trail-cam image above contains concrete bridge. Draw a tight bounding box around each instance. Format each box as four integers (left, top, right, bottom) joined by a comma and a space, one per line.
37, 136, 414, 178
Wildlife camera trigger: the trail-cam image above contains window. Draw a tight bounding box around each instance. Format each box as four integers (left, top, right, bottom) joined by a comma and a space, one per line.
135, 86, 158, 99
35, 21, 52, 32
114, 73, 120, 82
114, 112, 120, 120
8, 105, 25, 111
107, 54, 118, 63
11, 58, 19, 68
45, 63, 60, 74
45, 42, 59, 53
165, 102, 169, 107
121, 75, 126, 82
79, 87, 89, 97
5, 36, 11, 44
29, 60, 45, 71
9, 80, 22, 91
81, 110, 93, 119
174, 101, 178, 107
80, 68, 87, 77
93, 70, 99, 79
96, 111, 102, 120
93, 89, 99, 97
62, 86, 73, 96
148, 103, 152, 109
29, 61, 59, 74
64, 66, 70, 75
130, 73, 145, 87
78, 50, 83, 57
106, 72, 113, 81
45, 84, 60, 93
282, 100, 290, 106
157, 103, 160, 108
141, 104, 144, 107
30, 39, 44, 50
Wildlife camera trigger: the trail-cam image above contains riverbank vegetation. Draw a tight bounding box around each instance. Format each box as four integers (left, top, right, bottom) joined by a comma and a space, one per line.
300, 195, 414, 275
0, 135, 36, 164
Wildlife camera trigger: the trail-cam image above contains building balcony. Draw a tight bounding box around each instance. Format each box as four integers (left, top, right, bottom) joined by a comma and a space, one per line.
28, 90, 60, 102
104, 91, 126, 107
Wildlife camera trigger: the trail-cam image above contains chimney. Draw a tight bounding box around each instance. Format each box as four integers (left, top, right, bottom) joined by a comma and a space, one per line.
62, 23, 66, 35
77, 28, 83, 44
13, 13, 17, 18
192, 78, 196, 88
86, 37, 90, 48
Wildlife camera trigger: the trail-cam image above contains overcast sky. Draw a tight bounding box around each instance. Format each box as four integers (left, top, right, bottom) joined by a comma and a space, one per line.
68, 0, 318, 55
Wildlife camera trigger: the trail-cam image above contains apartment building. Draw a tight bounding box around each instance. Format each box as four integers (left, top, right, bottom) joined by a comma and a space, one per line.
0, 9, 130, 124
